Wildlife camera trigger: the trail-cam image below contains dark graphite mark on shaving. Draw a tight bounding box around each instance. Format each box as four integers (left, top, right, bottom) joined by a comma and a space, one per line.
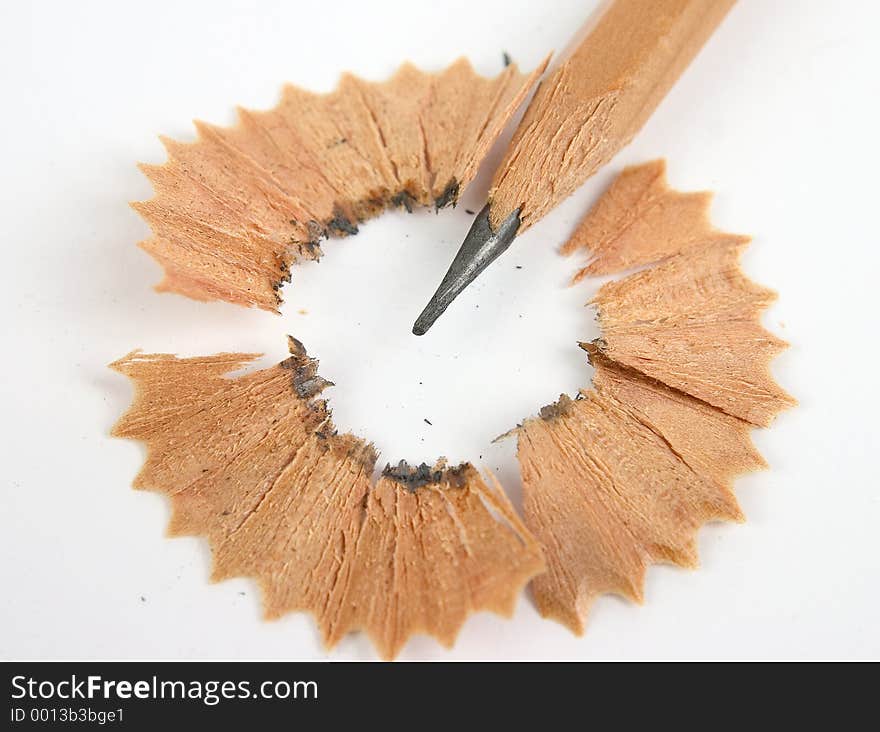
111, 341, 544, 658
111, 0, 793, 661
131, 57, 547, 313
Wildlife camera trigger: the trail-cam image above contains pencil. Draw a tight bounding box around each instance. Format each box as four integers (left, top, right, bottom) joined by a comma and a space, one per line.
413, 0, 736, 335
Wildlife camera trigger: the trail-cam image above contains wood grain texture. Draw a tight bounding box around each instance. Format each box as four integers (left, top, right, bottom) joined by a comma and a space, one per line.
519, 352, 758, 633
110, 338, 543, 659
561, 159, 749, 279
593, 239, 794, 427
517, 161, 792, 634
489, 0, 735, 230
134, 58, 547, 312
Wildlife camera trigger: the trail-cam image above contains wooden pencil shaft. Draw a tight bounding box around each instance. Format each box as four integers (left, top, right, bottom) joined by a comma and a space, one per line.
488, 0, 735, 231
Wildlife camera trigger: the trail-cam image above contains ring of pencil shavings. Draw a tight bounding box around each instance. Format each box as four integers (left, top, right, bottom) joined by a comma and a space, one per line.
133, 58, 547, 313
110, 337, 543, 660
516, 160, 794, 634
117, 141, 793, 652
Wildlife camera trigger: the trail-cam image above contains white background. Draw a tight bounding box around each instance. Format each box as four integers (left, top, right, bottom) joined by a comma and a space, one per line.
1, 0, 878, 660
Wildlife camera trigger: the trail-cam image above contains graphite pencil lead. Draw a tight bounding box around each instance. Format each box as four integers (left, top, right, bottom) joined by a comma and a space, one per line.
412, 204, 521, 336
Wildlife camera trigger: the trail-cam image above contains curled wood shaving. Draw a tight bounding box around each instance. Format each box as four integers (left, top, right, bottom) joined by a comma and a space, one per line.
593, 238, 794, 427
520, 350, 760, 633
110, 338, 543, 659
518, 161, 794, 634
133, 58, 547, 312
561, 160, 750, 280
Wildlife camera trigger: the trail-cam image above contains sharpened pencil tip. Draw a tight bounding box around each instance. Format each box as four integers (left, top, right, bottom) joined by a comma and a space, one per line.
410, 204, 521, 336
413, 299, 440, 335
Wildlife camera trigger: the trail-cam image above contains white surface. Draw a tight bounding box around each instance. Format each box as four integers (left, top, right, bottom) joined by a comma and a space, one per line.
1, 0, 878, 660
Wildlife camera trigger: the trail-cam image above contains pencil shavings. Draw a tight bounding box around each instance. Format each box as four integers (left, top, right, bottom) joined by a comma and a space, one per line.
110, 338, 543, 659
561, 159, 749, 280
519, 350, 759, 634
133, 58, 547, 313
517, 161, 793, 634
593, 239, 794, 427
